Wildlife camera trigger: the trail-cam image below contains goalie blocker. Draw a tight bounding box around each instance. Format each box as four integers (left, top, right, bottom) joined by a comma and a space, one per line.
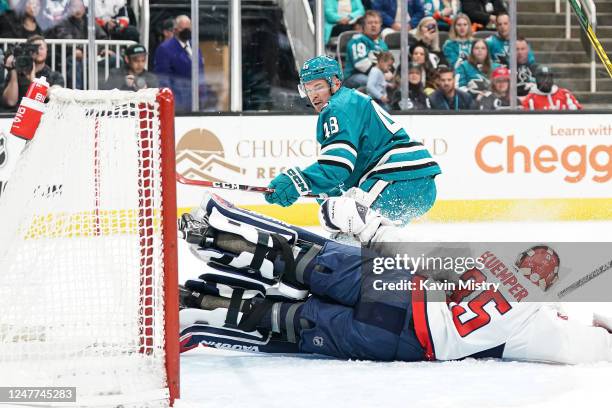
179, 194, 612, 364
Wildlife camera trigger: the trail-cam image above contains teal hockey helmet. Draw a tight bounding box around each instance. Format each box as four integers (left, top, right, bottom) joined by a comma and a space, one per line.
298, 55, 343, 97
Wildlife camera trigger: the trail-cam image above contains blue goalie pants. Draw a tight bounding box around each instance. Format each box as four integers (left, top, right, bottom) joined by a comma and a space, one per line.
297, 241, 426, 361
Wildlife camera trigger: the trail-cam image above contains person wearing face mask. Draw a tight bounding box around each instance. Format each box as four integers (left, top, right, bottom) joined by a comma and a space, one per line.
153, 14, 206, 113
522, 65, 582, 111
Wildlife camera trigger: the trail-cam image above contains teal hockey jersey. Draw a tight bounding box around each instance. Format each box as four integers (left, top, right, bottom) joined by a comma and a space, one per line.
302, 87, 441, 195
343, 34, 389, 78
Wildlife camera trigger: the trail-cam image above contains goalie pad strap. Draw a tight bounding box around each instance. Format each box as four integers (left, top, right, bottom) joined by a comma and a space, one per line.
250, 231, 269, 271
237, 299, 275, 332
225, 288, 244, 327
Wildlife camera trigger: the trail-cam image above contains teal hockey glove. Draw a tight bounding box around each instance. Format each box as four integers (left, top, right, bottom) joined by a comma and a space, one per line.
265, 167, 311, 207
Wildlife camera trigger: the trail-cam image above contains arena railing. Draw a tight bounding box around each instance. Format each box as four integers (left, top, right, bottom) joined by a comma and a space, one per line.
557, 0, 597, 92
1, 38, 137, 90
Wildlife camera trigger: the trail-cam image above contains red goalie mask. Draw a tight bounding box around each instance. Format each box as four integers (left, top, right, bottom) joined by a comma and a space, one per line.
515, 245, 560, 291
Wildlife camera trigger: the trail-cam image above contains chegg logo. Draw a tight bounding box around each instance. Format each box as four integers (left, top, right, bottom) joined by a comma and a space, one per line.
475, 135, 612, 183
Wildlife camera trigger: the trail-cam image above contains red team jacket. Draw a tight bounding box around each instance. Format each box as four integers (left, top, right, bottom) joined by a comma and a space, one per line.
522, 86, 582, 110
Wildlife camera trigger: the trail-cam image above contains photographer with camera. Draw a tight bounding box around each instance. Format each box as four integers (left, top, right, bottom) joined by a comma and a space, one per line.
2, 35, 64, 110
101, 44, 158, 91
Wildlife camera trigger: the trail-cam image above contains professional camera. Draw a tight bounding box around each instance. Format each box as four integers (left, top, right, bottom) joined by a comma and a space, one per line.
4, 43, 40, 75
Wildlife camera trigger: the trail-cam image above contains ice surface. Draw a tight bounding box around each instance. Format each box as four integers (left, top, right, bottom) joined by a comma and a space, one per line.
178, 222, 612, 408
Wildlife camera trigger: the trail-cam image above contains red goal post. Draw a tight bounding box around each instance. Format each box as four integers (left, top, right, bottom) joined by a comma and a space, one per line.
157, 88, 180, 406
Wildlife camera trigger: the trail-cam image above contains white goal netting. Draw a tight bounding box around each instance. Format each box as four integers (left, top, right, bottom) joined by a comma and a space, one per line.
0, 88, 176, 407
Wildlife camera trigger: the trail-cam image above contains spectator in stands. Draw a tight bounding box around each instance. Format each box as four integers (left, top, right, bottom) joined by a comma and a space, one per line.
50, 0, 106, 40
390, 62, 431, 110
461, 0, 506, 30
161, 18, 175, 41
343, 10, 388, 88
47, 0, 106, 89
486, 12, 535, 66
0, 0, 43, 38
2, 35, 63, 110
456, 38, 498, 102
95, 0, 139, 41
423, 0, 457, 32
410, 16, 448, 67
324, 0, 365, 45
366, 51, 395, 110
478, 66, 513, 110
38, 0, 70, 32
154, 14, 205, 113
516, 37, 537, 98
443, 13, 474, 69
429, 65, 476, 110
371, 0, 425, 32
102, 44, 158, 91
410, 44, 437, 93
353, 16, 365, 33
522, 65, 582, 110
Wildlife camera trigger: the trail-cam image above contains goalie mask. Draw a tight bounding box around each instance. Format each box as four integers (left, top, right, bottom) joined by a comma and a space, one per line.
515, 245, 560, 291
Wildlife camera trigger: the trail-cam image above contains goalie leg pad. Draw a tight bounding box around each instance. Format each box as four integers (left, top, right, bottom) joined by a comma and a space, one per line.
180, 323, 301, 354
200, 192, 330, 247
179, 288, 306, 354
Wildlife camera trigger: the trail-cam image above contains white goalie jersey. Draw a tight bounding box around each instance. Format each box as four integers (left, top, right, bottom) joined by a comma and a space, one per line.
319, 196, 612, 364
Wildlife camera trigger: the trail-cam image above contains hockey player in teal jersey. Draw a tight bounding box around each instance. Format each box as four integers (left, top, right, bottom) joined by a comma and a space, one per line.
264, 55, 441, 224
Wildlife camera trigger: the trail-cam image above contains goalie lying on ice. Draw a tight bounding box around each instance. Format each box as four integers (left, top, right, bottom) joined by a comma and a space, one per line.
178, 193, 612, 364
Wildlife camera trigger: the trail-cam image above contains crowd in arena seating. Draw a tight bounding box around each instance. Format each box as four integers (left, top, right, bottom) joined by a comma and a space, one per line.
329, 0, 582, 111
0, 0, 584, 112
0, 0, 206, 113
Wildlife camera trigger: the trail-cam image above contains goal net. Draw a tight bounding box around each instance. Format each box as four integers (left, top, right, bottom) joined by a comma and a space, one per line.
0, 88, 179, 407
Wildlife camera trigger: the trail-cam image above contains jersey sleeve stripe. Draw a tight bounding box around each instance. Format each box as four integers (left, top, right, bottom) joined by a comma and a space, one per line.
359, 159, 439, 185
318, 157, 354, 173
359, 143, 428, 182
320, 141, 358, 158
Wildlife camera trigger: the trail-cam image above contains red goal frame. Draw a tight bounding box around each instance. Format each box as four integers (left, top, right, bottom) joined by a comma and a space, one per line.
151, 89, 179, 405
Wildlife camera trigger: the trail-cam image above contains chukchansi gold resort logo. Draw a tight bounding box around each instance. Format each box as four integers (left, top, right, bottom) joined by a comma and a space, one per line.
176, 128, 245, 182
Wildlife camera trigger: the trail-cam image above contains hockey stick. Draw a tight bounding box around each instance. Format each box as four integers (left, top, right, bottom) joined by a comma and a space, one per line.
556, 258, 612, 299
176, 173, 321, 198
568, 0, 612, 79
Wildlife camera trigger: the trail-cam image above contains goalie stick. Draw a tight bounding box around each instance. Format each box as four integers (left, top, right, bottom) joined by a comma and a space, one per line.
176, 173, 321, 198
556, 258, 612, 299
